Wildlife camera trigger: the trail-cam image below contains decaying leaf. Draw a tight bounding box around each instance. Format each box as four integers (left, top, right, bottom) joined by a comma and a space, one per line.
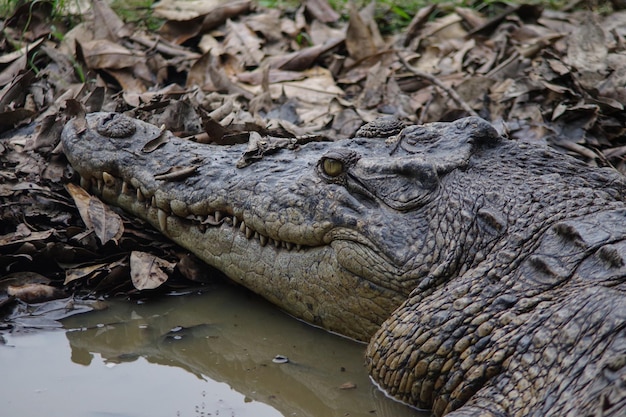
0, 229, 54, 247
141, 131, 169, 153
0, 271, 51, 290
157, 0, 253, 44
305, 0, 340, 23
154, 165, 199, 181
345, 3, 378, 62
78, 39, 144, 70
64, 262, 108, 285
224, 20, 264, 67
65, 183, 124, 245
130, 251, 175, 290
7, 283, 67, 303
91, 0, 128, 41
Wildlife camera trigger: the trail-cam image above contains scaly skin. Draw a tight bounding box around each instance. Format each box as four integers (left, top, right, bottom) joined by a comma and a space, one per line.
62, 112, 626, 416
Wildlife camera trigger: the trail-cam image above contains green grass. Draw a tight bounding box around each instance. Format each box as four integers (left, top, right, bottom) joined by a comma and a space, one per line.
258, 0, 619, 34
0, 0, 162, 31
0, 0, 619, 36
110, 0, 163, 31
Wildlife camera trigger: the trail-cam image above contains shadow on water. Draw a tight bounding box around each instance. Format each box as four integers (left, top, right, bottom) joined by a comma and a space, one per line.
57, 285, 428, 417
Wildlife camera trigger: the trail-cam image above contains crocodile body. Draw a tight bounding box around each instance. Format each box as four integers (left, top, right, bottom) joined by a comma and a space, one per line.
62, 112, 626, 416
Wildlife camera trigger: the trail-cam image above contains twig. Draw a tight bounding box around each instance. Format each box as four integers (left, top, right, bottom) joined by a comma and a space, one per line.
397, 52, 479, 118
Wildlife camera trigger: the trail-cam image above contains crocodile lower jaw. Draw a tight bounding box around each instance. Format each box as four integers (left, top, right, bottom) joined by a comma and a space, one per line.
79, 171, 307, 252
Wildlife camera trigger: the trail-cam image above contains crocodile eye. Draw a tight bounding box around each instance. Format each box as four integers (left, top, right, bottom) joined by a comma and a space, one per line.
322, 158, 344, 177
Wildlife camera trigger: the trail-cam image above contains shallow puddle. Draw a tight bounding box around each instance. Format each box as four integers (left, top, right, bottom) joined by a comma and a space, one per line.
1, 285, 428, 417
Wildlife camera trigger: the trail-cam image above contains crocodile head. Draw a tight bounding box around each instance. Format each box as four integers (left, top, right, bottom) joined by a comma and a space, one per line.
62, 113, 508, 339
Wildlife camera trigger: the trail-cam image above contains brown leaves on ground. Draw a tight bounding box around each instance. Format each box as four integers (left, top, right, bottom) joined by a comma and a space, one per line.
66, 183, 124, 246
1, 0, 625, 309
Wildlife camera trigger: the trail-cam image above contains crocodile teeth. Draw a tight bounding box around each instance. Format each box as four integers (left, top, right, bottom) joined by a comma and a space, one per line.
96, 178, 103, 192
232, 216, 239, 228
245, 226, 254, 239
296, 244, 302, 251
137, 188, 145, 202
158, 208, 168, 231
215, 211, 223, 222
121, 181, 130, 195
259, 235, 268, 246
102, 171, 115, 188
203, 213, 220, 226
284, 242, 294, 251
151, 196, 157, 208
239, 221, 246, 234
80, 176, 90, 190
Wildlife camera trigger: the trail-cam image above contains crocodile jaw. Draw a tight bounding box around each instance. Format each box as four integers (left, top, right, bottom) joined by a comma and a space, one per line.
90, 174, 405, 340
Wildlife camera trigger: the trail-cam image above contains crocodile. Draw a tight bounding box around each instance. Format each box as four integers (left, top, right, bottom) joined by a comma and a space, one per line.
61, 112, 626, 416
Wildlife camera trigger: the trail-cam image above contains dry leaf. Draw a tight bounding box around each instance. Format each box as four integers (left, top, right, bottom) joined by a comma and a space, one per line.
0, 229, 54, 247
142, 132, 169, 153
65, 183, 124, 245
64, 263, 108, 285
88, 196, 124, 245
79, 39, 144, 70
7, 283, 67, 303
345, 3, 377, 61
130, 251, 175, 290
91, 0, 128, 41
224, 20, 264, 67
305, 0, 340, 23
158, 1, 252, 44
153, 0, 228, 20
566, 13, 607, 73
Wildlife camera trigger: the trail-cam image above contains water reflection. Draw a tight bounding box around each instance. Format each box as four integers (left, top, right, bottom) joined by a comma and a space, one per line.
62, 285, 427, 417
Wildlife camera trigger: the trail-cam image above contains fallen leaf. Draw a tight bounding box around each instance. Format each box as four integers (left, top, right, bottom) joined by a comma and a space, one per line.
154, 165, 199, 181
0, 229, 54, 247
224, 20, 264, 67
158, 0, 253, 44
0, 271, 50, 290
91, 0, 129, 41
130, 251, 175, 290
305, 0, 340, 23
7, 283, 67, 303
64, 262, 108, 285
153, 0, 227, 20
89, 195, 125, 245
65, 183, 124, 245
141, 132, 169, 153
78, 39, 145, 70
345, 2, 378, 62
566, 13, 607, 73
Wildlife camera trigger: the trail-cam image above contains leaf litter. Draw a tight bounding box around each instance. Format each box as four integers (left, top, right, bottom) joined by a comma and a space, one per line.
0, 0, 625, 327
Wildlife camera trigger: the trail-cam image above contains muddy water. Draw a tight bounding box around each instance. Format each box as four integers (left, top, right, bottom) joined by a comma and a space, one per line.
1, 285, 429, 417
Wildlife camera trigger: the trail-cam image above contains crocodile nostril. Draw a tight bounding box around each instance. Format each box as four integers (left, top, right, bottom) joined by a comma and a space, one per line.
96, 113, 137, 138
